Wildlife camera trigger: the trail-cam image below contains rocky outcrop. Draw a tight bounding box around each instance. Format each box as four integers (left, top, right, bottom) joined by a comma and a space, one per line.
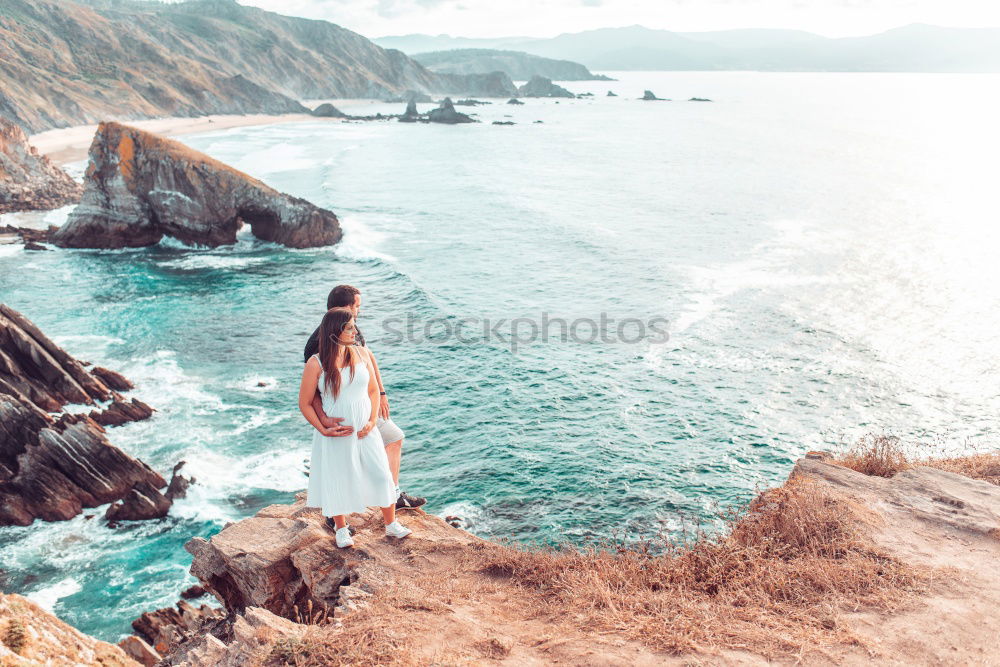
0, 119, 81, 214
427, 98, 475, 124
413, 48, 614, 81
641, 89, 668, 100
517, 75, 576, 98
507, 97, 525, 105
0, 593, 140, 666
310, 103, 348, 118
689, 97, 713, 102
0, 304, 184, 527
398, 100, 422, 123
607, 90, 618, 96
51, 123, 341, 250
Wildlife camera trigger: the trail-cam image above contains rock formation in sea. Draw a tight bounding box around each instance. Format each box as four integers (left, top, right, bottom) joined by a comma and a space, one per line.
689, 97, 713, 102
0, 118, 82, 214
398, 100, 422, 123
50, 122, 341, 250
427, 98, 476, 124
492, 121, 516, 126
507, 98, 525, 105
452, 99, 491, 106
517, 75, 576, 98
607, 90, 618, 96
0, 304, 189, 527
641, 89, 668, 100
310, 103, 348, 118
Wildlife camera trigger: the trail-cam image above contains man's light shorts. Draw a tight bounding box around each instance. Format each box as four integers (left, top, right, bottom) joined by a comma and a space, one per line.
377, 416, 404, 444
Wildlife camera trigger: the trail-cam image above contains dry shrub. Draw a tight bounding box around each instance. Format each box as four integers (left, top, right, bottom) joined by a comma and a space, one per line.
918, 452, 1000, 486
474, 478, 924, 659
837, 435, 910, 477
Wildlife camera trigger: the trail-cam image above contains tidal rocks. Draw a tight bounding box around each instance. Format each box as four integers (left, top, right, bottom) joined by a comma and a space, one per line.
641, 90, 668, 101
517, 75, 575, 99
398, 100, 422, 123
492, 121, 516, 126
427, 98, 475, 124
689, 97, 713, 102
607, 90, 618, 96
0, 304, 176, 527
452, 99, 491, 106
51, 122, 341, 250
310, 103, 348, 118
0, 118, 82, 214
507, 98, 524, 105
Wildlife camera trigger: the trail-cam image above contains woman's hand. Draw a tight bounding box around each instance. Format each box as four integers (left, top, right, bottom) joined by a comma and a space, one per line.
320, 415, 353, 436
379, 394, 390, 418
357, 419, 376, 439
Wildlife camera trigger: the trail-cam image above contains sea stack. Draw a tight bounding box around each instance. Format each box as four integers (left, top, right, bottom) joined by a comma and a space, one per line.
641, 90, 668, 101
0, 118, 82, 214
517, 75, 575, 98
427, 98, 475, 124
51, 122, 341, 249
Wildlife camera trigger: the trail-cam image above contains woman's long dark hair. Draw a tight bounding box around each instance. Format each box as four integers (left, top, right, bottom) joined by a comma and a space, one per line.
318, 307, 356, 399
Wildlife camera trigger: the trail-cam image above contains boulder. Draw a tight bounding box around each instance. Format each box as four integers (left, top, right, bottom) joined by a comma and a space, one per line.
507, 98, 524, 105
517, 75, 575, 98
641, 90, 668, 101
51, 122, 341, 249
310, 103, 348, 118
0, 118, 82, 214
607, 90, 618, 97
427, 98, 475, 124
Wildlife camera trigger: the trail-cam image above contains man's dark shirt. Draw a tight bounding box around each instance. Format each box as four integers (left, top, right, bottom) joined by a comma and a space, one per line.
303, 324, 366, 362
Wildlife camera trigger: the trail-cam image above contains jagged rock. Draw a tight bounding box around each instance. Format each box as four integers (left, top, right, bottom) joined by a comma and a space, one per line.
181, 585, 208, 600
398, 99, 421, 123
131, 600, 225, 656
0, 305, 163, 526
427, 98, 475, 124
159, 607, 307, 667
517, 75, 575, 98
0, 118, 82, 214
51, 122, 342, 250
23, 241, 49, 251
607, 90, 618, 96
90, 396, 155, 426
0, 592, 140, 665
576, 92, 594, 97
310, 103, 348, 118
641, 89, 668, 101
118, 635, 161, 666
91, 366, 134, 391
105, 480, 172, 523
507, 98, 524, 105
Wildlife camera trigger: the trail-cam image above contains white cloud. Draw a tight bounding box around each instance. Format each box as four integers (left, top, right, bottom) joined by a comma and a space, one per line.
236, 0, 1000, 39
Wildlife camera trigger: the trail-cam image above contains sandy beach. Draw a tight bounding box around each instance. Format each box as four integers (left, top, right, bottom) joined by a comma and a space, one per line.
29, 112, 320, 166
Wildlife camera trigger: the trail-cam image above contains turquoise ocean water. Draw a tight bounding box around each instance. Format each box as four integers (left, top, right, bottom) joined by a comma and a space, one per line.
1, 72, 998, 641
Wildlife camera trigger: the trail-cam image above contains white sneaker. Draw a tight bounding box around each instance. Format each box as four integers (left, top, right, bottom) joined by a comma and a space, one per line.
335, 526, 354, 548
384, 521, 412, 539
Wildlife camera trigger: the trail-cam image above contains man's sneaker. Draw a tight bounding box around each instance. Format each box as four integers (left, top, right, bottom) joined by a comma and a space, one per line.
395, 491, 426, 510
335, 527, 354, 548
325, 517, 356, 536
385, 521, 412, 539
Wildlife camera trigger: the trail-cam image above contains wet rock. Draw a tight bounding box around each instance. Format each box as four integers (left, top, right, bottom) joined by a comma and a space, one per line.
166, 460, 195, 500
641, 89, 668, 101
452, 98, 491, 106
427, 98, 475, 124
506, 98, 524, 105
607, 90, 618, 96
90, 366, 134, 391
105, 480, 172, 523
398, 99, 422, 123
51, 122, 341, 250
23, 241, 48, 251
181, 585, 208, 600
517, 75, 575, 98
0, 118, 82, 214
90, 396, 155, 426
689, 97, 713, 102
492, 121, 516, 125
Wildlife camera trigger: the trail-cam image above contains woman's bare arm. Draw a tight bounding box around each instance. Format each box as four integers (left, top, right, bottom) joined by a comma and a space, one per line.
300, 357, 340, 435
357, 351, 380, 438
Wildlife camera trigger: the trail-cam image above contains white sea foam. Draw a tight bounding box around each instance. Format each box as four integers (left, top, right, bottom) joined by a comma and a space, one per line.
27, 578, 81, 612
334, 216, 396, 262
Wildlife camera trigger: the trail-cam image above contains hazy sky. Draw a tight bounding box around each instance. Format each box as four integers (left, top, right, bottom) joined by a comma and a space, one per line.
235, 0, 1000, 39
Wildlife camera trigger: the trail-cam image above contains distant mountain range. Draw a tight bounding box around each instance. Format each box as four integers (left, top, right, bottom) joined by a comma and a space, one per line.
376, 24, 1000, 72
412, 49, 612, 81
0, 0, 515, 133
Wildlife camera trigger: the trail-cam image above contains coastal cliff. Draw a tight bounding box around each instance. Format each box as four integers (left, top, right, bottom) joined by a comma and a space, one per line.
0, 0, 516, 133
51, 123, 341, 249
0, 118, 81, 214
413, 48, 613, 81
0, 304, 189, 526
131, 450, 1000, 665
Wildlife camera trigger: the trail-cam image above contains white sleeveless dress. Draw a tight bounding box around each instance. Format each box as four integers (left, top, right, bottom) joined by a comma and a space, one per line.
305, 353, 396, 516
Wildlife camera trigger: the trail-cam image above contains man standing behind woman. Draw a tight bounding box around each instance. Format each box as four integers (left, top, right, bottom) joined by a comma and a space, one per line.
302, 285, 426, 511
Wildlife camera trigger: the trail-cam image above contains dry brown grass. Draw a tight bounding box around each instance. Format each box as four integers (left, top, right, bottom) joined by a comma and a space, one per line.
836, 435, 1000, 487
837, 434, 911, 477
471, 477, 926, 659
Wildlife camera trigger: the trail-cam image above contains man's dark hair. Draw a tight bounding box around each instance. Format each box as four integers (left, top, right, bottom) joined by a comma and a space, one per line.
327, 285, 360, 310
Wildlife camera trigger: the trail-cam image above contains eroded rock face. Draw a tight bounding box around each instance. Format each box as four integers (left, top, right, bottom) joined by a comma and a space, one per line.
427, 98, 475, 124
0, 118, 82, 214
517, 75, 575, 98
0, 304, 174, 527
51, 122, 341, 250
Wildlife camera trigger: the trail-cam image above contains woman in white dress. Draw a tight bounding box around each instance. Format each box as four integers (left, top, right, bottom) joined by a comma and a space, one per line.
298, 307, 412, 547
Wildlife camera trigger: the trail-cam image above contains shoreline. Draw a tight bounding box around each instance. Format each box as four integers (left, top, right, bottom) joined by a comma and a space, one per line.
29, 112, 323, 166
